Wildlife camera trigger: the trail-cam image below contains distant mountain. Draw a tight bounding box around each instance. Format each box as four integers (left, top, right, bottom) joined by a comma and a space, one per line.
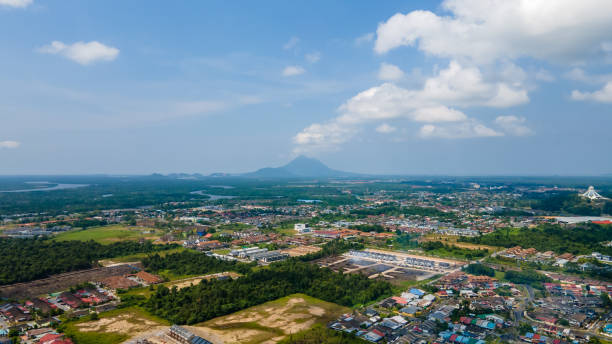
243, 155, 358, 179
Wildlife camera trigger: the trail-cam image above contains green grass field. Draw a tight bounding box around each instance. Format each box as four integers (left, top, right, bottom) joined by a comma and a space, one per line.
53, 225, 160, 244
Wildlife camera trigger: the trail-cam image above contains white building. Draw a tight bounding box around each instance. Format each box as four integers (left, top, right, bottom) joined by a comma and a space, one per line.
294, 223, 310, 233
581, 186, 607, 200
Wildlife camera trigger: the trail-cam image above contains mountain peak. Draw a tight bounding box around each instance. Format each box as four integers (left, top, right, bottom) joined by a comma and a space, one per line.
243, 156, 357, 178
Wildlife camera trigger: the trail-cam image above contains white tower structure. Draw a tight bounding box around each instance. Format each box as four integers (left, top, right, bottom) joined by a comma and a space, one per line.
581, 186, 607, 200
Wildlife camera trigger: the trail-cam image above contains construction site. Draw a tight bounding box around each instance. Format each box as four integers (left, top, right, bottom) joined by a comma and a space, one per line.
315, 249, 464, 285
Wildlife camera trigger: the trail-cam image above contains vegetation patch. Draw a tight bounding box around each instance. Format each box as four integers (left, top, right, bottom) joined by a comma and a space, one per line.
278, 324, 369, 344
463, 224, 612, 255
144, 257, 392, 324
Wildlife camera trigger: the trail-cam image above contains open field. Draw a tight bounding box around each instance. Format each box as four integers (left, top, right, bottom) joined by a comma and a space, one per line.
187, 293, 349, 344
168, 272, 241, 290
281, 245, 322, 257
62, 307, 170, 344
123, 271, 242, 298
53, 225, 161, 244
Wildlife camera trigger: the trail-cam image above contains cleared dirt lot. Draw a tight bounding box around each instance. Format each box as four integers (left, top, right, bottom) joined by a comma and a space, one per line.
313, 255, 433, 285
167, 272, 241, 290
420, 234, 501, 251
187, 294, 349, 344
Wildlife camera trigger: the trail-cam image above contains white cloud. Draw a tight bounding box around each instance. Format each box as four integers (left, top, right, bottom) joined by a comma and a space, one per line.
0, 0, 31, 8
374, 0, 612, 64
293, 122, 358, 154
419, 121, 503, 139
376, 123, 396, 133
378, 62, 405, 81
39, 41, 119, 65
421, 61, 528, 107
283, 36, 300, 50
305, 52, 321, 63
282, 65, 305, 77
495, 115, 533, 136
0, 140, 20, 149
355, 33, 374, 46
412, 106, 467, 122
571, 82, 612, 103
293, 61, 526, 153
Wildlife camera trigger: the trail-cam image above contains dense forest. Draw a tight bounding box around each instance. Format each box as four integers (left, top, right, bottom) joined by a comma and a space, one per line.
462, 224, 612, 255
464, 263, 495, 277
0, 238, 178, 285
530, 193, 612, 216
142, 250, 255, 275
0, 176, 362, 215
145, 260, 392, 324
504, 270, 551, 289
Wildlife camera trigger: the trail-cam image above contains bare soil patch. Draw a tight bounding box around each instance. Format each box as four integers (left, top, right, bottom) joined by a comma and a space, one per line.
188, 294, 348, 344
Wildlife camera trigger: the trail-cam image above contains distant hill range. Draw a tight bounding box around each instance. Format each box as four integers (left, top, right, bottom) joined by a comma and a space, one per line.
241, 155, 359, 179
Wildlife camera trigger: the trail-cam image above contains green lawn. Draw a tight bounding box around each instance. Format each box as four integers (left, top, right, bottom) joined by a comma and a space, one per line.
53, 225, 160, 244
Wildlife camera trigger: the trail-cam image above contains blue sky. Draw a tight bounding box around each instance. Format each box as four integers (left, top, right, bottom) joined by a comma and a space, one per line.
1, 0, 611, 175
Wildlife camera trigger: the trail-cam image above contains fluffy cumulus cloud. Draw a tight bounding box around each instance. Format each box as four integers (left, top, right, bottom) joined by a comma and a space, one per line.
374, 0, 612, 64
378, 63, 405, 81
0, 0, 32, 8
39, 41, 119, 65
571, 82, 612, 103
293, 122, 358, 154
291, 0, 605, 153
495, 115, 534, 136
282, 65, 305, 77
0, 141, 20, 149
293, 61, 531, 153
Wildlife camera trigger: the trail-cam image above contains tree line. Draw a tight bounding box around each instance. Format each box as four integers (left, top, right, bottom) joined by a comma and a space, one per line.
462, 224, 612, 255
142, 250, 255, 275
0, 238, 178, 285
